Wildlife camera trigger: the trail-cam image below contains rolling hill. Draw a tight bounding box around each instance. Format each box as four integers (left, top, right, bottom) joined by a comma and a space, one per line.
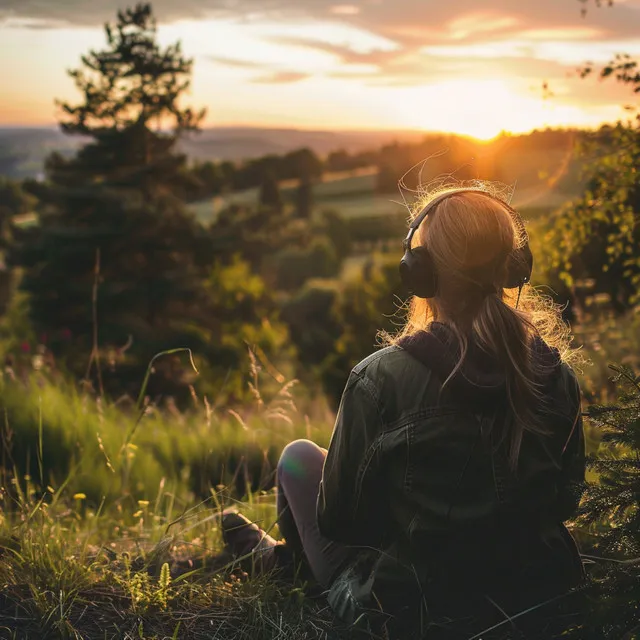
0, 126, 427, 179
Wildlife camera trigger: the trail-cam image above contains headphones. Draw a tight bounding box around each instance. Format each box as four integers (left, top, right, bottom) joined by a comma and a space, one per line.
399, 189, 534, 299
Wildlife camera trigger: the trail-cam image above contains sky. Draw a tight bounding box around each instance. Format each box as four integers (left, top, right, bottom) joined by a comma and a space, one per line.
1, 0, 639, 139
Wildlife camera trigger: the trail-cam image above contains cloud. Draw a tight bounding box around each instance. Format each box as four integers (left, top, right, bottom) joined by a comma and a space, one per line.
2, 17, 66, 29
324, 53, 571, 88
446, 13, 522, 41
3, 0, 639, 102
266, 35, 402, 66
251, 71, 311, 83
264, 30, 583, 88
350, 1, 640, 45
329, 4, 360, 16
2, 0, 640, 44
207, 55, 268, 69
206, 55, 310, 83
0, 0, 318, 26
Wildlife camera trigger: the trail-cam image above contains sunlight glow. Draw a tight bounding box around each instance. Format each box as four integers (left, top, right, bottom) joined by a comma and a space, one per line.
519, 27, 603, 40
395, 79, 622, 141
421, 38, 640, 68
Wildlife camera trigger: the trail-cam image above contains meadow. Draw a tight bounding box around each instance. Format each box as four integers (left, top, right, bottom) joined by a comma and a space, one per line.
0, 352, 342, 639
3, 139, 640, 637
187, 168, 405, 224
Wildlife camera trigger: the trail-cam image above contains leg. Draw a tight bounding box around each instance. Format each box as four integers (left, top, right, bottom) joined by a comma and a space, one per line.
277, 439, 353, 588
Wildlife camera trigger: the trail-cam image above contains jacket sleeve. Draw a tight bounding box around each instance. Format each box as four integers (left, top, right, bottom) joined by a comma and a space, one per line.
555, 376, 586, 522
317, 369, 385, 547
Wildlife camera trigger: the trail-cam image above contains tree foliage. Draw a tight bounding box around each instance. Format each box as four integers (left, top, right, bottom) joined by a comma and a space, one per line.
258, 173, 283, 211
544, 56, 639, 311
0, 178, 30, 316
295, 178, 313, 219
578, 0, 615, 17
59, 3, 204, 135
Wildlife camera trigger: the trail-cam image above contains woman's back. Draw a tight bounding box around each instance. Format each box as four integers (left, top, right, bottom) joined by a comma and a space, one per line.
319, 329, 585, 635
395, 324, 582, 537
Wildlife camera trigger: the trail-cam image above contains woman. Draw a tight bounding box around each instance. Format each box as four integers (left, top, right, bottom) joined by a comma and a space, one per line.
222, 186, 586, 638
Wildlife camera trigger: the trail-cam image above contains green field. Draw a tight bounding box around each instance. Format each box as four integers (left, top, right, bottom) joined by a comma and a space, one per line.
187, 159, 581, 288
189, 150, 582, 227
188, 168, 408, 224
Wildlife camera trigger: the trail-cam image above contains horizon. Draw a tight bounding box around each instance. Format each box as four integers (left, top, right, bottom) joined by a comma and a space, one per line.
0, 122, 592, 134
1, 1, 640, 140
0, 123, 597, 151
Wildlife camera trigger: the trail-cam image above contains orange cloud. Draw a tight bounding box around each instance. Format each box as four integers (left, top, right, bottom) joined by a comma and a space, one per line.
329, 5, 360, 16
446, 13, 521, 41
251, 71, 310, 83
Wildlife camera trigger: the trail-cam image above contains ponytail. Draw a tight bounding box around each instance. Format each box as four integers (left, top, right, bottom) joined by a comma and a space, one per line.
474, 291, 546, 468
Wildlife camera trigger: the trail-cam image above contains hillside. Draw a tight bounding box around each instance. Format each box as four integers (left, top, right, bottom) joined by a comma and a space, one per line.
188, 144, 584, 225
0, 126, 427, 179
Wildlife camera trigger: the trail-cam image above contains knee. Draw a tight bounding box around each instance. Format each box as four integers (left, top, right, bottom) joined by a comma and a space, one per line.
278, 439, 324, 477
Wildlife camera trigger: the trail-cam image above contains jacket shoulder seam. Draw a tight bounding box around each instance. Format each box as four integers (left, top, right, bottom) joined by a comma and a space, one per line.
352, 345, 402, 375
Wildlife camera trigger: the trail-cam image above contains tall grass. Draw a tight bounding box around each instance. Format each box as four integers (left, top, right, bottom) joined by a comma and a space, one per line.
0, 354, 333, 506
0, 352, 339, 639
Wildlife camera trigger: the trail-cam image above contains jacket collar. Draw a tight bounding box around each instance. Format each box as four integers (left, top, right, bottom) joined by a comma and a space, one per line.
398, 323, 562, 406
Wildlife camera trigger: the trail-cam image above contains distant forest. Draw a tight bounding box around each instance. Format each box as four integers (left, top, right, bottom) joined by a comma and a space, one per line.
1, 124, 582, 185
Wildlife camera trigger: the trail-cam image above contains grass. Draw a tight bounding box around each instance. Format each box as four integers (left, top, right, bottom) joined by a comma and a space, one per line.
0, 364, 334, 506
0, 478, 339, 639
0, 353, 342, 639
0, 350, 631, 640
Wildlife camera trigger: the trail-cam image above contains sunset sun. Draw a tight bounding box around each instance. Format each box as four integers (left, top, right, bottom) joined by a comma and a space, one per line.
397, 78, 605, 141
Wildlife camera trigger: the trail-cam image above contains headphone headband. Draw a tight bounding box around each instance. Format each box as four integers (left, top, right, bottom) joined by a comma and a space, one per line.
404, 188, 524, 249
399, 188, 533, 298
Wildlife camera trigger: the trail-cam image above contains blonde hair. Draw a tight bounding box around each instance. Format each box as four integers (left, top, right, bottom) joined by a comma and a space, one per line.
382, 181, 578, 467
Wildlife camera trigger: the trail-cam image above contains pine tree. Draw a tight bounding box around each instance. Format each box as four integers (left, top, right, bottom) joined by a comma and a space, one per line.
574, 365, 640, 637
11, 3, 211, 385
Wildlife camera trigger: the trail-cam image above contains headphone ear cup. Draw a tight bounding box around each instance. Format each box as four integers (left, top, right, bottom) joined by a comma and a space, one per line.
399, 246, 437, 298
505, 243, 534, 289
